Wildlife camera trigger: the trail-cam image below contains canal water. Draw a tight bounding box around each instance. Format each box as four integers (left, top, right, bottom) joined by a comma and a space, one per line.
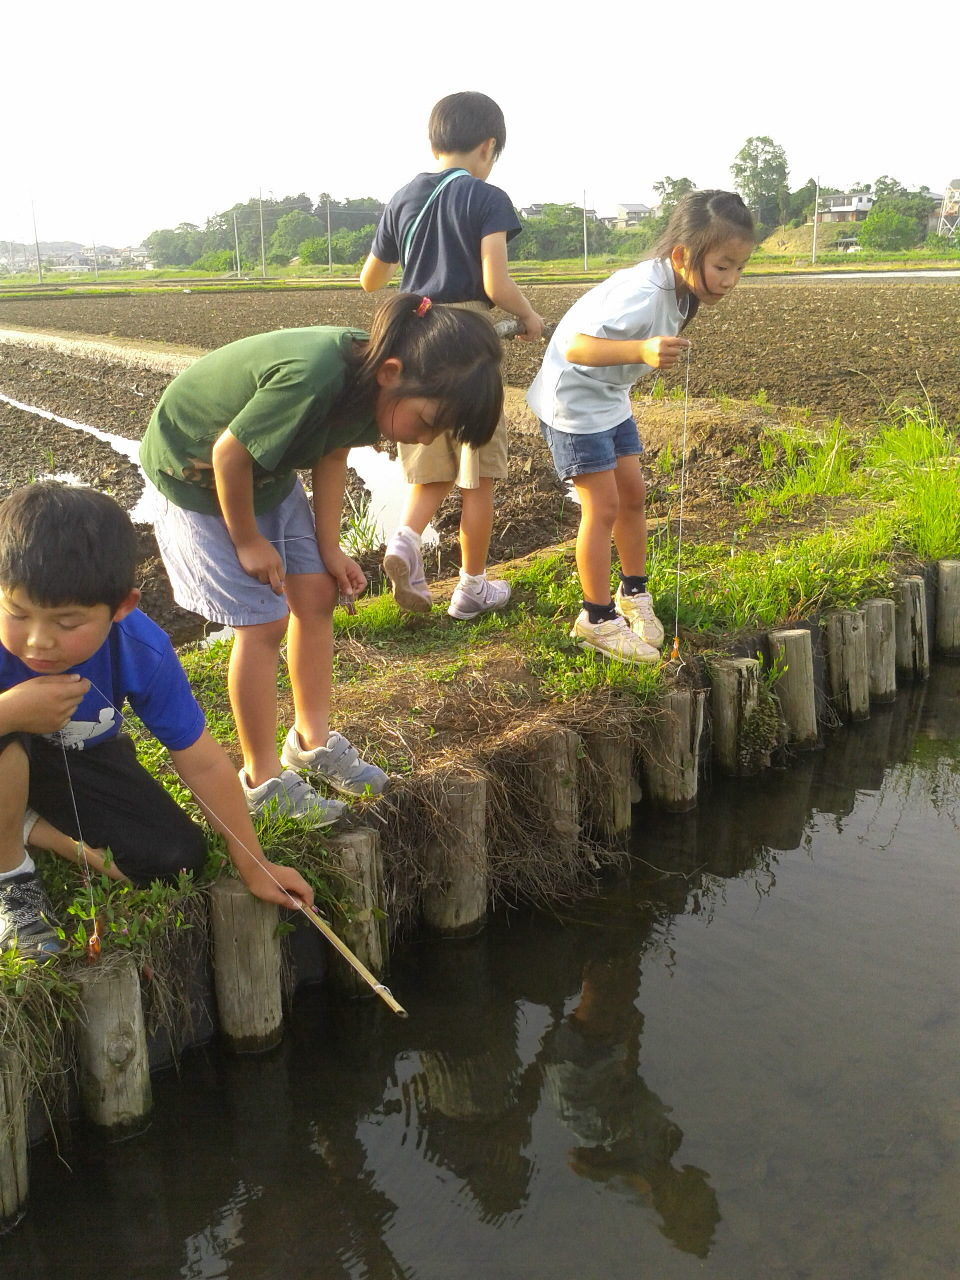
5, 665, 959, 1279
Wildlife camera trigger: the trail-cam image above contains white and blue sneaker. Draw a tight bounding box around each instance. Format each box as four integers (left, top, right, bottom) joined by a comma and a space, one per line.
281, 729, 389, 797
0, 869, 63, 958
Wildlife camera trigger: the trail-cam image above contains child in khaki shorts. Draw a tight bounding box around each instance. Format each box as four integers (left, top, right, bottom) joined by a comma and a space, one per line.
361, 92, 543, 619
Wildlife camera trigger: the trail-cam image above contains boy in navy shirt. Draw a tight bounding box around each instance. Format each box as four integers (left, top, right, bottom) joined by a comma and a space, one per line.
0, 482, 312, 956
361, 91, 543, 620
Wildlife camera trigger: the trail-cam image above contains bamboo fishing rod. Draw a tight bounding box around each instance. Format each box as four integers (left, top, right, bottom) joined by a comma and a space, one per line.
298, 902, 408, 1018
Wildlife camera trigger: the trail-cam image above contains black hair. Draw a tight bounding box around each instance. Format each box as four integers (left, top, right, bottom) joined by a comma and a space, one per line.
428, 91, 507, 159
650, 190, 756, 327
0, 482, 137, 613
330, 293, 504, 448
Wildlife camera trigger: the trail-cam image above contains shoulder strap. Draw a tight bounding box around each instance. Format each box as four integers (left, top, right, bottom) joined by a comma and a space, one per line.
400, 169, 471, 268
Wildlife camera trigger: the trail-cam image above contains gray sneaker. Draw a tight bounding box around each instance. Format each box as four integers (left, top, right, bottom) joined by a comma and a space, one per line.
383, 532, 432, 613
239, 768, 346, 825
0, 869, 64, 958
447, 577, 511, 620
281, 729, 388, 797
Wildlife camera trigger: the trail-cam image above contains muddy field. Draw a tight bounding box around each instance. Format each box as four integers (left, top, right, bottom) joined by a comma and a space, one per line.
2, 277, 959, 420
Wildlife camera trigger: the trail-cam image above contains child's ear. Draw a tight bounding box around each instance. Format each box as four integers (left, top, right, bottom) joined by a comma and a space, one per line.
375, 358, 403, 388
112, 588, 141, 622
670, 245, 688, 271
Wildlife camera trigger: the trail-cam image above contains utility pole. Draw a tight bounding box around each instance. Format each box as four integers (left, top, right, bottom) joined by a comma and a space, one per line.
582, 189, 589, 271
233, 212, 241, 278
811, 177, 820, 265
326, 200, 333, 274
258, 188, 266, 278
31, 201, 43, 285
92, 238, 99, 282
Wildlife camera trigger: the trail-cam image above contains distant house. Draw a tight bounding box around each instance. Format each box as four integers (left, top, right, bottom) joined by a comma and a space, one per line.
612, 202, 653, 229
519, 204, 544, 219
816, 192, 874, 223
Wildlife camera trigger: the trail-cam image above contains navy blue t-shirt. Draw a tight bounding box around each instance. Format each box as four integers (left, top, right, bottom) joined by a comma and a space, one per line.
371, 170, 521, 303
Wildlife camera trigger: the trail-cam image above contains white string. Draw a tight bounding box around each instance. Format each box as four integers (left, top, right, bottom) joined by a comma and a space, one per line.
671, 348, 691, 662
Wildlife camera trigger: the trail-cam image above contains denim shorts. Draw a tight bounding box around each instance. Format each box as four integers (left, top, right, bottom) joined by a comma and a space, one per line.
538, 417, 642, 481
152, 479, 325, 626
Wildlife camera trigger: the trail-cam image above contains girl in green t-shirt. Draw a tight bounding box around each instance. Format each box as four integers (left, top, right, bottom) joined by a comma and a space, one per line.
141, 292, 502, 822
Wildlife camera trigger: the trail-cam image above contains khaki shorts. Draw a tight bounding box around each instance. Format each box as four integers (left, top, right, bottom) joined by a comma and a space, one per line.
398, 299, 508, 490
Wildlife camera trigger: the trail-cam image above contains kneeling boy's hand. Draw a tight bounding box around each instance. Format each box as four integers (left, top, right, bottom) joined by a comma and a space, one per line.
2, 673, 90, 734
241, 859, 314, 909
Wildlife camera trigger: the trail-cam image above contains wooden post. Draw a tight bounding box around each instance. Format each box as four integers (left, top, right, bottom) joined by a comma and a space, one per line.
935, 560, 960, 655
579, 728, 633, 846
325, 828, 387, 1000
422, 776, 488, 936
210, 879, 283, 1053
894, 575, 930, 683
75, 952, 152, 1133
0, 1051, 28, 1231
641, 687, 705, 812
522, 728, 581, 867
862, 598, 897, 704
823, 610, 870, 722
710, 656, 768, 774
767, 628, 819, 749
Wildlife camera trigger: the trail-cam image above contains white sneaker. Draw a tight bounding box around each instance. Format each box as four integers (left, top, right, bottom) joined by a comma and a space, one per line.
570, 611, 660, 664
239, 768, 345, 825
447, 577, 511, 620
615, 586, 665, 649
280, 728, 388, 797
383, 532, 432, 613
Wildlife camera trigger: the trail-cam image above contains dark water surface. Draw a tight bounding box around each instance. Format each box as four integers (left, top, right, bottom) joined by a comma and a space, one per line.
5, 666, 959, 1280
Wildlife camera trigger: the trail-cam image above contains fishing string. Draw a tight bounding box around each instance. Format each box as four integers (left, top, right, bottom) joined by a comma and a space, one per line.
56, 737, 101, 958
669, 347, 691, 666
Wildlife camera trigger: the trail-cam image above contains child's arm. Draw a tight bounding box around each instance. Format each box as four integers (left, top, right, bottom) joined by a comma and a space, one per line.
210, 428, 285, 594
360, 254, 397, 292
0, 675, 90, 736
480, 232, 544, 340
170, 729, 314, 908
27, 815, 128, 883
564, 333, 690, 369
311, 450, 367, 602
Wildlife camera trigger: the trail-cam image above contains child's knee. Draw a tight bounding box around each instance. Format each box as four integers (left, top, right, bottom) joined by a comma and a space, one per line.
114, 818, 208, 887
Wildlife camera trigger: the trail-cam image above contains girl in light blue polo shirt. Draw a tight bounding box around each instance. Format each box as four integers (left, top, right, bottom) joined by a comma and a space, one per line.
527, 190, 755, 663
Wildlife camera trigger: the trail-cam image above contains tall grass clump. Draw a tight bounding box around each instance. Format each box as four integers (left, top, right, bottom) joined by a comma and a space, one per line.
749, 417, 861, 510
863, 406, 960, 560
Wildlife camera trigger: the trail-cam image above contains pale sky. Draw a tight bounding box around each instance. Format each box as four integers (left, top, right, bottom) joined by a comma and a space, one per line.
4, 0, 951, 247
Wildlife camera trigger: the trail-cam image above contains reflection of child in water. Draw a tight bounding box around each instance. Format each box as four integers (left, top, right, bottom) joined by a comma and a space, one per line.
540, 956, 720, 1259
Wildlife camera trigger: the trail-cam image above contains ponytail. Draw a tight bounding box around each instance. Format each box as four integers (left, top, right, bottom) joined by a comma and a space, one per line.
329, 293, 504, 447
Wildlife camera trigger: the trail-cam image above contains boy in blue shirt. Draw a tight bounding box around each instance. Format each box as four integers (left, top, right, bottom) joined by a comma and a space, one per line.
0, 482, 313, 956
361, 91, 543, 620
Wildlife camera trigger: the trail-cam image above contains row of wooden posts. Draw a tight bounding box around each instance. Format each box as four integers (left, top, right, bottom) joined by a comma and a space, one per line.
2, 563, 958, 1230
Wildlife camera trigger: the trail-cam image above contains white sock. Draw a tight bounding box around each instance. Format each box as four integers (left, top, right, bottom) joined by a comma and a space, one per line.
397, 525, 422, 548
0, 852, 35, 881
459, 571, 487, 589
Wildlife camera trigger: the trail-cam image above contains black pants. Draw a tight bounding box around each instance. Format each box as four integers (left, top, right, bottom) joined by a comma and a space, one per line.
2, 732, 207, 886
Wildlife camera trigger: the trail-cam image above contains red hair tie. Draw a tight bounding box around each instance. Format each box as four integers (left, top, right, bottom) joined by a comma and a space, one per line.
416, 297, 432, 317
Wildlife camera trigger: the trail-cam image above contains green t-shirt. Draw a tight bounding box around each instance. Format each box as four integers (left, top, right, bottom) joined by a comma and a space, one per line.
140, 326, 380, 515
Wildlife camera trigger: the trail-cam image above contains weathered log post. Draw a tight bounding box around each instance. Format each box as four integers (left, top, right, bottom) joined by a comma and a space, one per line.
210, 879, 283, 1052
862, 598, 897, 704
894, 575, 930, 682
823, 610, 870, 722
521, 728, 581, 869
709, 656, 768, 775
767, 628, 819, 748
422, 776, 488, 936
934, 560, 960, 656
325, 828, 387, 1000
641, 687, 705, 812
0, 1051, 28, 1231
75, 952, 152, 1132
579, 727, 633, 846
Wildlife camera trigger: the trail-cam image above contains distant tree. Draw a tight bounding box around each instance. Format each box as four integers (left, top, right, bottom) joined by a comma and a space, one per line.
858, 206, 921, 251
143, 228, 195, 267
192, 248, 236, 273
651, 175, 695, 217
270, 210, 324, 260
873, 175, 906, 198
731, 137, 789, 226
301, 224, 378, 265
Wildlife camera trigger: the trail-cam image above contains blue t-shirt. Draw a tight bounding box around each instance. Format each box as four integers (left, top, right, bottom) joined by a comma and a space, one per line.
371, 170, 521, 303
0, 609, 206, 752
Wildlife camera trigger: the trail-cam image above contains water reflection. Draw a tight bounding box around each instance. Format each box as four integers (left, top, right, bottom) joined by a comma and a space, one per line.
7, 664, 959, 1279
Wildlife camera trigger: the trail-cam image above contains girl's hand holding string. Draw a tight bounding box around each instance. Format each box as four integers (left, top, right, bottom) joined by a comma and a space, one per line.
638, 335, 691, 369
236, 534, 286, 595
323, 548, 367, 604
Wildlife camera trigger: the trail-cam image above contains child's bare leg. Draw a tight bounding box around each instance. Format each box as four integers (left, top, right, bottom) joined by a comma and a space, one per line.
401, 481, 454, 536
0, 739, 30, 874
612, 456, 647, 577
228, 615, 289, 787
284, 573, 338, 751
459, 478, 495, 575
571, 470, 620, 604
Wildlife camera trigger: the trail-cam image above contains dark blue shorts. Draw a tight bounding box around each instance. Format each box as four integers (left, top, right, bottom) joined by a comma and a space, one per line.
538, 417, 642, 481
